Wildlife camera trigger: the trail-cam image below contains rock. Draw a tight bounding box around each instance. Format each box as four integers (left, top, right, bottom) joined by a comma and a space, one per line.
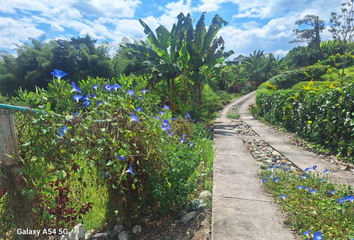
117, 230, 129, 240
281, 160, 288, 164
186, 199, 206, 211
181, 211, 197, 224
111, 225, 124, 238
93, 231, 110, 239
180, 210, 188, 217
272, 151, 281, 156
132, 225, 142, 234
199, 190, 212, 199
85, 229, 95, 240
65, 224, 85, 240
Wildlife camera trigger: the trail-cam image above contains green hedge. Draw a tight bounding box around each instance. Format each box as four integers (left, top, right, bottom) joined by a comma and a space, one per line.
256, 83, 354, 161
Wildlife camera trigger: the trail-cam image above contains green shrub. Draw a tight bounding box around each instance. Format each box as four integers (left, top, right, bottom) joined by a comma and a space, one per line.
256, 82, 354, 162
1, 73, 214, 234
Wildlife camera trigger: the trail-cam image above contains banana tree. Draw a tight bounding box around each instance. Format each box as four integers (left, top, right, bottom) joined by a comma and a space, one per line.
121, 12, 234, 111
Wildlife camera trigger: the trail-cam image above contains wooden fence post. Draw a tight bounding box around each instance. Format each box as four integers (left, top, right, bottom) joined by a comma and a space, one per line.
0, 108, 23, 199
0, 108, 35, 239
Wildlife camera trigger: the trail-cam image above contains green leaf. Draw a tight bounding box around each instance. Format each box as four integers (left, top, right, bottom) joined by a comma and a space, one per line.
156, 25, 171, 52
194, 12, 206, 54
178, 42, 190, 69
22, 142, 31, 147
138, 18, 169, 60
106, 160, 114, 166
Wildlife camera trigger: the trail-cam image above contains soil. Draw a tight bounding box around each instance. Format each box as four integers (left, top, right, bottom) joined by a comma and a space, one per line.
129, 208, 212, 240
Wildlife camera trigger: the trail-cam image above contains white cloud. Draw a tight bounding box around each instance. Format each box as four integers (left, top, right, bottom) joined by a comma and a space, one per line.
241, 21, 261, 30
274, 49, 289, 58
218, 16, 297, 58
0, 17, 45, 49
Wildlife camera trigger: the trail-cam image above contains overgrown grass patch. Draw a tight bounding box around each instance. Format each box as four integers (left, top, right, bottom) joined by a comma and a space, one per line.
260, 164, 354, 239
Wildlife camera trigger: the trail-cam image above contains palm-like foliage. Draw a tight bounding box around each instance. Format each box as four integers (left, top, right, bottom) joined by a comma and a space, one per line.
121, 12, 234, 109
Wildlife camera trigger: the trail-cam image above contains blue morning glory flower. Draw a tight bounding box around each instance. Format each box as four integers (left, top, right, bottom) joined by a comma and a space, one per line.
155, 116, 161, 120
189, 143, 194, 147
345, 195, 354, 202
92, 85, 99, 90
170, 118, 176, 121
163, 105, 169, 110
304, 187, 310, 191
110, 83, 121, 91
302, 230, 311, 236
286, 168, 290, 171
58, 126, 68, 138
73, 95, 83, 102
262, 178, 268, 183
313, 165, 317, 170
304, 168, 311, 172
301, 175, 307, 179
118, 155, 126, 160
323, 169, 329, 173
162, 124, 171, 132
141, 89, 148, 94
70, 82, 82, 93
338, 198, 345, 204
313, 231, 323, 240
273, 177, 279, 182
130, 113, 139, 122
127, 90, 134, 96
273, 166, 279, 169
136, 96, 141, 99
90, 94, 95, 98
135, 106, 142, 112
83, 94, 89, 101
51, 69, 67, 80
268, 174, 274, 178
74, 112, 79, 116
282, 164, 288, 168
104, 172, 109, 179
297, 185, 303, 189
319, 179, 324, 183
181, 137, 186, 143
96, 100, 102, 106
160, 111, 165, 115
280, 194, 286, 199
103, 84, 111, 91
329, 190, 335, 195
125, 164, 134, 176
185, 113, 190, 118
83, 100, 90, 108
309, 189, 317, 194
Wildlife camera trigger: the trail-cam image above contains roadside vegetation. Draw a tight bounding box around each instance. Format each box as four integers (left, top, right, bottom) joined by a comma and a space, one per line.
0, 0, 353, 239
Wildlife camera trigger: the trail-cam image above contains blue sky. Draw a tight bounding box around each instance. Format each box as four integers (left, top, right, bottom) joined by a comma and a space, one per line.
0, 0, 342, 59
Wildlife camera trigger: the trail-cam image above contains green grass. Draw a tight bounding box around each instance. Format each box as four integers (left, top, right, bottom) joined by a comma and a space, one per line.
226, 112, 240, 119
320, 65, 354, 81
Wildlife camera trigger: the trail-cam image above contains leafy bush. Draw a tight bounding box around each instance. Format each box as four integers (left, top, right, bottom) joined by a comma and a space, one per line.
1, 73, 214, 234
256, 82, 354, 162
261, 164, 354, 239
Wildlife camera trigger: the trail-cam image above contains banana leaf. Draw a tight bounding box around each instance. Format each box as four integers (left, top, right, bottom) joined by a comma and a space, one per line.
156, 25, 171, 52
139, 19, 169, 61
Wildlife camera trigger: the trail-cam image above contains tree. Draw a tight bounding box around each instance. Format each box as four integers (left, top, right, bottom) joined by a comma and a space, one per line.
122, 12, 234, 110
290, 15, 325, 50
329, 0, 354, 77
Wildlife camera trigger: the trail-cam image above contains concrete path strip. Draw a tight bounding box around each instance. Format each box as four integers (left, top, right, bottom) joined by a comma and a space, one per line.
212, 90, 354, 240
212, 91, 297, 240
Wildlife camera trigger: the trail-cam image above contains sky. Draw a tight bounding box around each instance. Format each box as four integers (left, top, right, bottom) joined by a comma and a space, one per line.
0, 0, 343, 60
